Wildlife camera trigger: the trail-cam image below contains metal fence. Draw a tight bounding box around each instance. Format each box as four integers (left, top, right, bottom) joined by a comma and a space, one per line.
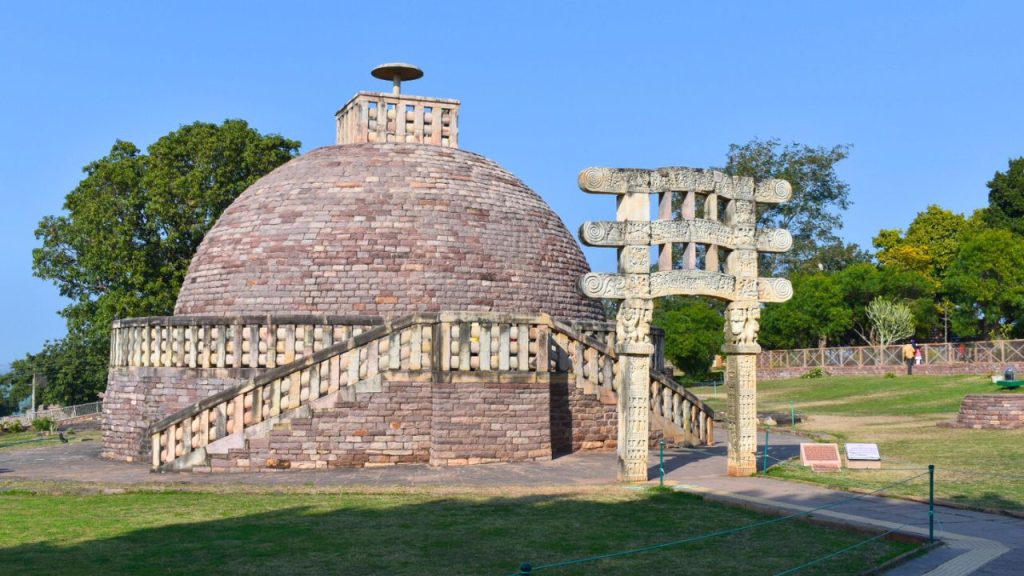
0, 401, 103, 427
758, 339, 1024, 370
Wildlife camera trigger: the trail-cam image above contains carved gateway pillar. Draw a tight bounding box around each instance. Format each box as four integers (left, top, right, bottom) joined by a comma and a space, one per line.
577, 167, 793, 479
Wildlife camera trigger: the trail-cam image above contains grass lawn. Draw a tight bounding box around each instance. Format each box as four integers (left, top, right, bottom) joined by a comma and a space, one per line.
692, 374, 1024, 512
0, 428, 101, 451
0, 485, 918, 576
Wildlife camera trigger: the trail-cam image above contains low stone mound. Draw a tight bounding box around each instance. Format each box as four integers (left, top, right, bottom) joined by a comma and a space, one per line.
941, 394, 1024, 429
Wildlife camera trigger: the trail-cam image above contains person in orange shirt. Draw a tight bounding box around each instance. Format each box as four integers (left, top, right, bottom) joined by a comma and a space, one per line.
902, 341, 916, 375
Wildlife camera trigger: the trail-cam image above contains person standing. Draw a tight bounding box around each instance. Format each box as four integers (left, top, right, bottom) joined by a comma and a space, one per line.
902, 341, 916, 375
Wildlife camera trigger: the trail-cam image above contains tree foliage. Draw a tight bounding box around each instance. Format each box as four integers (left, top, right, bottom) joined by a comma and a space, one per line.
652, 297, 723, 380
864, 297, 915, 347
983, 157, 1024, 236
874, 205, 969, 286
759, 272, 851, 349
833, 263, 936, 343
943, 228, 1024, 339
8, 120, 300, 406
724, 138, 853, 274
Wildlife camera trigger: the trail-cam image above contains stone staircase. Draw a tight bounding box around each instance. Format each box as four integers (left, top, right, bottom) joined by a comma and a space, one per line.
149, 312, 714, 473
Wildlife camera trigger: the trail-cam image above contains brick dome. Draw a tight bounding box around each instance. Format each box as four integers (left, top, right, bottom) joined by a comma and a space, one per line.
174, 143, 604, 321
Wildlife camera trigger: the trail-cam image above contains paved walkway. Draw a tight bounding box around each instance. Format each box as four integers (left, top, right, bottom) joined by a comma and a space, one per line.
1, 428, 1021, 575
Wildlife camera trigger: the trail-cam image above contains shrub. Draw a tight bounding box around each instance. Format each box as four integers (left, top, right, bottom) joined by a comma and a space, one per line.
800, 367, 829, 379
3, 420, 26, 433
31, 417, 56, 432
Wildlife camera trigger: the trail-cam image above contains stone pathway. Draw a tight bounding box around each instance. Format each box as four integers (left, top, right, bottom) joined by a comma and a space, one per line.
1, 427, 1021, 575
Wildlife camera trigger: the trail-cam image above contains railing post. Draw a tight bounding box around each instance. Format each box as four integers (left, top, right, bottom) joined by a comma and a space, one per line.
152, 433, 161, 470
929, 464, 935, 542
762, 426, 770, 473
659, 439, 665, 488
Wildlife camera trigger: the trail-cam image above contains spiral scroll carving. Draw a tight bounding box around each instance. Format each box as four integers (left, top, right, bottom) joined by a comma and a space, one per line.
757, 277, 793, 303
579, 273, 625, 298
581, 221, 612, 244
579, 168, 608, 192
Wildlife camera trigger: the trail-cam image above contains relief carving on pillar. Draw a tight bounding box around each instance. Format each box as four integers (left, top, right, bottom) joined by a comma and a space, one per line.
724, 302, 761, 353
616, 298, 653, 353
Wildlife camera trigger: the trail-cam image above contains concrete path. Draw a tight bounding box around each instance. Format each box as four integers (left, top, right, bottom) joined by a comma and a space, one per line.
1, 427, 1021, 575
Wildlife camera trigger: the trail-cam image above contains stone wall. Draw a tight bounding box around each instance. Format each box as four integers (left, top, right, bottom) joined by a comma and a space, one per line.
431, 372, 552, 465
760, 363, 1009, 380
102, 367, 255, 462
204, 370, 615, 472
945, 394, 1024, 429
549, 374, 617, 456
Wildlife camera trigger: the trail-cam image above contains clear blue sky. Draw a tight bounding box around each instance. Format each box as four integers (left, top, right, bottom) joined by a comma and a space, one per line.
2, 1, 1022, 366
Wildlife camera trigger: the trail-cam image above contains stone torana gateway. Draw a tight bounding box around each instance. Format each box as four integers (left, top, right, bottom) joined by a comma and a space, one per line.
577, 167, 793, 479
101, 65, 716, 473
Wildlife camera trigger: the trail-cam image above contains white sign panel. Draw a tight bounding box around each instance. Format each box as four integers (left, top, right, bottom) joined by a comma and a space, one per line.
846, 443, 881, 461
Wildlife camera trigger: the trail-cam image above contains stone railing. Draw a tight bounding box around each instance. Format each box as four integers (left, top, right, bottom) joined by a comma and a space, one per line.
759, 339, 1024, 374
650, 372, 715, 446
335, 91, 459, 147
147, 312, 692, 471
109, 315, 383, 370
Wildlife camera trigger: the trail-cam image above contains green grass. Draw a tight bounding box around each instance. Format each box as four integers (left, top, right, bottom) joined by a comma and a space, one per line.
0, 428, 100, 451
692, 374, 1024, 512
0, 486, 917, 575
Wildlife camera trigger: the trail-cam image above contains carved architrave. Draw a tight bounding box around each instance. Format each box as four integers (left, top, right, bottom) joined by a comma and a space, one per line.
649, 270, 736, 299
580, 221, 650, 246
578, 167, 791, 205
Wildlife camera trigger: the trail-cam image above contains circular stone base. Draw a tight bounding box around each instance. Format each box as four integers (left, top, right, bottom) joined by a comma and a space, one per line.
949, 394, 1024, 429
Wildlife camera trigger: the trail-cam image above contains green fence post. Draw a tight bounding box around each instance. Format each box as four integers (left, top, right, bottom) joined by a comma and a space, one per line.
928, 464, 935, 542
659, 439, 666, 487
790, 401, 796, 433
763, 427, 771, 473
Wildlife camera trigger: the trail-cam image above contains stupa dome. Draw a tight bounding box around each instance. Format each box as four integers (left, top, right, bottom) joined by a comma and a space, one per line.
174, 142, 604, 320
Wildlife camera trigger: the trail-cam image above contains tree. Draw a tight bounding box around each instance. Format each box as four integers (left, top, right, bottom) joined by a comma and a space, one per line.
874, 205, 969, 286
724, 138, 853, 274
759, 272, 851, 349
22, 120, 300, 404
983, 157, 1024, 236
864, 297, 915, 347
943, 228, 1024, 339
834, 263, 936, 344
652, 297, 724, 380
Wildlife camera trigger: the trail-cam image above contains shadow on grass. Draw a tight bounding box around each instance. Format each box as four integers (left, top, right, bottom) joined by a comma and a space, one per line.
0, 489, 915, 576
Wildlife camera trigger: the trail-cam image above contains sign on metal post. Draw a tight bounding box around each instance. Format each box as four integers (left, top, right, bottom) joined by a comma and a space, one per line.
576, 167, 793, 479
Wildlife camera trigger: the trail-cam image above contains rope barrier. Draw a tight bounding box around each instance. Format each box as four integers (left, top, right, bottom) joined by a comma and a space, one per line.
511, 470, 930, 574
771, 522, 914, 576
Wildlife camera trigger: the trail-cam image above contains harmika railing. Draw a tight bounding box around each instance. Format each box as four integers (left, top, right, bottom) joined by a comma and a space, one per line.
147, 312, 710, 471
758, 338, 1024, 370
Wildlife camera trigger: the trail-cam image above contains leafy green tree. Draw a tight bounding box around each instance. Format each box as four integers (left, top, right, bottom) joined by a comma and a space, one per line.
20, 120, 300, 405
983, 157, 1024, 236
724, 138, 853, 274
652, 297, 724, 380
759, 272, 851, 349
834, 263, 936, 344
943, 228, 1024, 339
874, 205, 969, 286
